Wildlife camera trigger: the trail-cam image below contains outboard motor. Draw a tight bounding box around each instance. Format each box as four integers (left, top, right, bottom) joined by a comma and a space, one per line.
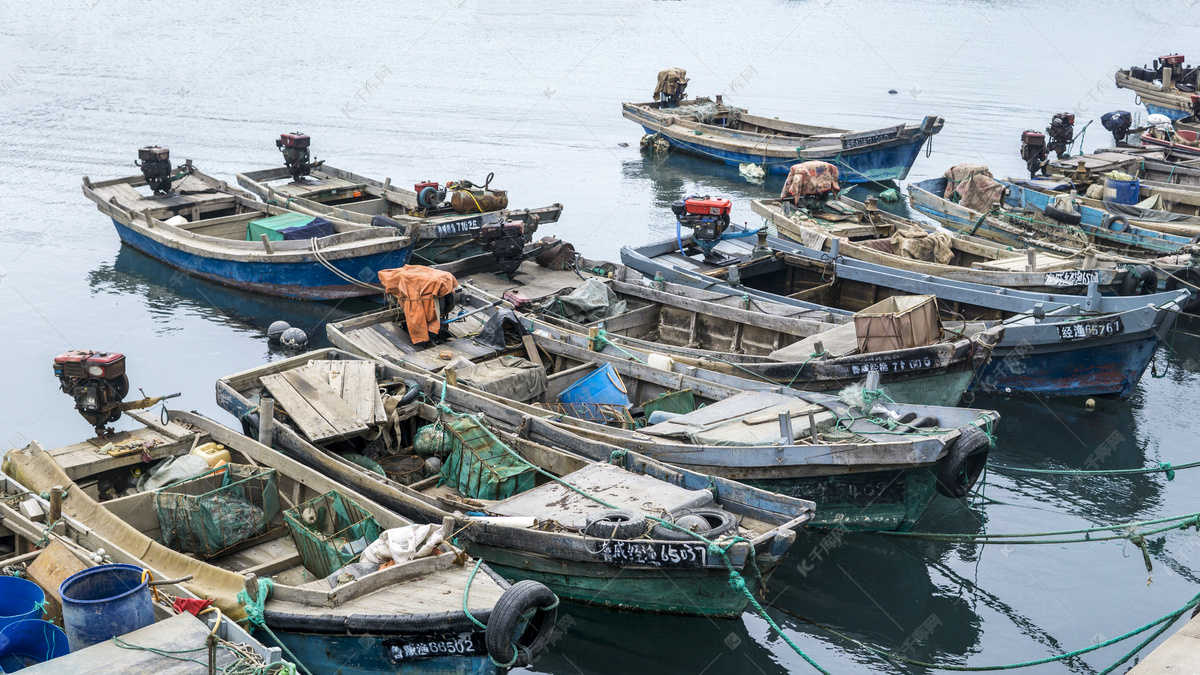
477, 220, 528, 279
654, 68, 689, 107
1157, 54, 1187, 89
672, 196, 732, 257
1020, 130, 1049, 178
1101, 111, 1133, 144
1047, 113, 1075, 159
136, 146, 172, 194
53, 351, 180, 435
276, 132, 319, 181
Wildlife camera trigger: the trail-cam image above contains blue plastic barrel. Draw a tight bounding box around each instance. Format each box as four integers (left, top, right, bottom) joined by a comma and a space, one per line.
0, 619, 70, 672
1104, 177, 1140, 205
557, 363, 632, 421
0, 578, 45, 632
59, 564, 154, 652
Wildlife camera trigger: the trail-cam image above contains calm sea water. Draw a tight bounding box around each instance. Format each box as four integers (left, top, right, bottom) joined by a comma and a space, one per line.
4, 1, 1200, 672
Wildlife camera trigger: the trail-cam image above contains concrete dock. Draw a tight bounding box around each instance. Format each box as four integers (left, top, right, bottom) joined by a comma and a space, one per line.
1128, 611, 1200, 674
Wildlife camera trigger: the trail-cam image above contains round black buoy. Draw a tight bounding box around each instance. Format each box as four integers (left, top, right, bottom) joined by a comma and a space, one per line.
280, 327, 308, 349
268, 321, 291, 342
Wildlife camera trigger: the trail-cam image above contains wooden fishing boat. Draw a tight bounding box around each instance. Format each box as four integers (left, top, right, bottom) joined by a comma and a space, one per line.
0, 490, 288, 674
333, 259, 994, 406
621, 95, 942, 182
237, 162, 563, 265
2, 409, 555, 674
324, 303, 1000, 532
215, 349, 814, 616
620, 227, 1188, 400
1115, 57, 1197, 121
1009, 175, 1200, 237
751, 196, 1128, 294
82, 160, 414, 300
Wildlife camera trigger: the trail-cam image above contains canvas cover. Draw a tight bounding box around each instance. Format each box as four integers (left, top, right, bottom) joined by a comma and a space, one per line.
888, 227, 955, 265
654, 67, 689, 99
246, 212, 333, 242
852, 295, 940, 354
943, 164, 1005, 213
378, 266, 458, 344
457, 356, 548, 403
781, 161, 840, 202
639, 390, 835, 447
539, 278, 626, 323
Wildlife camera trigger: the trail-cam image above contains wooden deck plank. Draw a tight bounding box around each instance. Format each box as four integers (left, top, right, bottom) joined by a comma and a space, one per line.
279, 368, 368, 439
1128, 612, 1200, 674
260, 372, 340, 442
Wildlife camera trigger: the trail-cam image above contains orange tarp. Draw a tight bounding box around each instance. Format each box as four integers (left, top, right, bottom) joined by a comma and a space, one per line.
378, 266, 458, 345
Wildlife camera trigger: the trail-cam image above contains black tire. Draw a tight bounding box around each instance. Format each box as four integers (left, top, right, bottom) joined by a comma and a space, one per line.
936, 425, 992, 499
1104, 215, 1130, 232
907, 415, 940, 429
897, 412, 917, 424
1044, 203, 1082, 225
583, 509, 647, 539
485, 580, 558, 668
1118, 265, 1159, 296
1165, 267, 1200, 313
650, 508, 738, 541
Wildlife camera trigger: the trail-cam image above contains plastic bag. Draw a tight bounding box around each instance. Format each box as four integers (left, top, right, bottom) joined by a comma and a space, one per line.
360, 524, 444, 566
139, 455, 211, 492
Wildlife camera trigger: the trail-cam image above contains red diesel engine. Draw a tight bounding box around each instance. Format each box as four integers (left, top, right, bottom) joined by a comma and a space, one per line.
54, 351, 130, 431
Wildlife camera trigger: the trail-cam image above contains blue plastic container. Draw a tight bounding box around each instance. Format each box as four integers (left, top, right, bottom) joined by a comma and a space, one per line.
0, 619, 70, 672
59, 564, 154, 652
557, 363, 632, 422
0, 578, 45, 632
1104, 177, 1140, 205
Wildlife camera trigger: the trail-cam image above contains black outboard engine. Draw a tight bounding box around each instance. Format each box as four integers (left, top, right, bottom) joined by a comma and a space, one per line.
1020, 130, 1049, 178
276, 132, 319, 181
136, 146, 172, 194
672, 196, 732, 256
1047, 113, 1075, 159
1101, 111, 1133, 143
477, 220, 528, 279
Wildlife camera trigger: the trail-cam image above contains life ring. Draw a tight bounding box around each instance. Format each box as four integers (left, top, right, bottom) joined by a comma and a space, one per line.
1165, 266, 1200, 313
485, 580, 559, 668
650, 508, 738, 541
1043, 203, 1082, 225
936, 425, 992, 499
583, 509, 647, 539
1118, 264, 1159, 296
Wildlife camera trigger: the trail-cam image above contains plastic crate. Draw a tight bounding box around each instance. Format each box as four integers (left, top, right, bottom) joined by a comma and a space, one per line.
154, 464, 280, 558
283, 491, 382, 579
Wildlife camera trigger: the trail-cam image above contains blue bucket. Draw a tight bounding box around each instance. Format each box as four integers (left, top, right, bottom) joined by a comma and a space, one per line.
0, 620, 70, 672
557, 363, 632, 422
0, 578, 45, 632
1104, 177, 1140, 205
59, 564, 154, 652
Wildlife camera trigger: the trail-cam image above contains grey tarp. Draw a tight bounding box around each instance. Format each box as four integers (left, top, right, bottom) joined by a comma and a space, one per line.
539, 278, 627, 323
1103, 200, 1200, 224
639, 391, 835, 447
457, 356, 548, 403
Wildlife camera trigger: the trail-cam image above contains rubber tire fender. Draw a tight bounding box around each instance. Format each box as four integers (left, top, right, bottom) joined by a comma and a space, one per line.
936, 424, 992, 499
1105, 215, 1130, 232
582, 509, 647, 539
1165, 266, 1200, 313
485, 580, 559, 668
650, 508, 738, 541
1118, 264, 1159, 296
1043, 203, 1082, 225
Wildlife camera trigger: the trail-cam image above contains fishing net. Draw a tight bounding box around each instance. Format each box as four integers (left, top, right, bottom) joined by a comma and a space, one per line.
154, 464, 280, 558
283, 490, 383, 579
437, 415, 536, 501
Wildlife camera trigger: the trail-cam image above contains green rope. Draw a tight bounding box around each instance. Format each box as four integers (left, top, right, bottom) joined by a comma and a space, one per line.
113, 634, 297, 675
237, 578, 314, 675
786, 350, 824, 388
463, 559, 488, 630
593, 329, 646, 364
990, 459, 1197, 479
435, 406, 829, 673
884, 511, 1200, 545
777, 590, 1200, 672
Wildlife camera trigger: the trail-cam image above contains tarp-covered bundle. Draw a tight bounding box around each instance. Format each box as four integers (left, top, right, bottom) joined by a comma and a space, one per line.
539, 278, 626, 324
943, 164, 1005, 213
457, 355, 548, 403
887, 227, 955, 264
378, 266, 458, 344
654, 67, 689, 100
246, 213, 335, 241
781, 161, 840, 203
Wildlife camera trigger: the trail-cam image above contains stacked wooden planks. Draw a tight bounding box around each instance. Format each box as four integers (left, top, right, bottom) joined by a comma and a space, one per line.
260, 360, 386, 444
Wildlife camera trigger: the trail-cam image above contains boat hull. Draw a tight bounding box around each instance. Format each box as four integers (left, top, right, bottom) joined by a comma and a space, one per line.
262, 629, 500, 675
468, 544, 777, 618
746, 466, 939, 532
974, 331, 1161, 399
113, 221, 412, 300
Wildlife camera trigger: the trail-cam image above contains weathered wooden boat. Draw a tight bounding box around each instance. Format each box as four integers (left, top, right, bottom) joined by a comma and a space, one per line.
1115, 55, 1198, 121
622, 86, 942, 181
620, 228, 1188, 399
236, 144, 563, 265
216, 349, 814, 616
324, 303, 1000, 532
82, 155, 414, 300
752, 196, 1129, 294
1010, 175, 1200, 237
424, 250, 995, 406
2, 409, 554, 674
0, 488, 289, 674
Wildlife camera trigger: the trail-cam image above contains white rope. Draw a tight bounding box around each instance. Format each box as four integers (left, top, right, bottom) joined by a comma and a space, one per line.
309, 238, 385, 291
